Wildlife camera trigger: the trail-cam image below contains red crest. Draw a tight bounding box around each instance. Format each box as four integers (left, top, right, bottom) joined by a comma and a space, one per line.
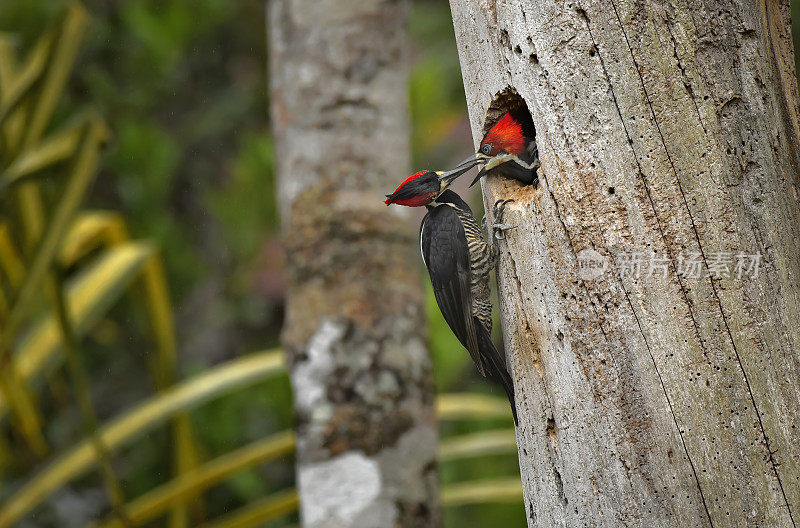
480, 113, 525, 156
385, 170, 438, 207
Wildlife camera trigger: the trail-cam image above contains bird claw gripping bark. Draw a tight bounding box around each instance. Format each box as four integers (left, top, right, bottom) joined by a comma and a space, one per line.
492, 199, 516, 240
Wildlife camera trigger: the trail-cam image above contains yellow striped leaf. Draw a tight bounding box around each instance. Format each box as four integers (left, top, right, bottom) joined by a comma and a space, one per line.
0, 350, 285, 528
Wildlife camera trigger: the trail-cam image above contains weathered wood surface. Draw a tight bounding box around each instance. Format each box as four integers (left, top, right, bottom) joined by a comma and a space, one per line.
269, 1, 440, 526
449, 0, 800, 526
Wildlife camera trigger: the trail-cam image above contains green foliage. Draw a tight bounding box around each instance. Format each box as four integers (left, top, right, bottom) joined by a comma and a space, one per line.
409, 1, 470, 168
206, 133, 277, 295
0, 2, 527, 527
0, 5, 201, 526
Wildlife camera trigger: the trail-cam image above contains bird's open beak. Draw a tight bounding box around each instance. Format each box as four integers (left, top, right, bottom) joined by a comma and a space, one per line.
448, 153, 492, 188
467, 154, 490, 187
441, 154, 486, 187
438, 155, 486, 188
452, 154, 487, 172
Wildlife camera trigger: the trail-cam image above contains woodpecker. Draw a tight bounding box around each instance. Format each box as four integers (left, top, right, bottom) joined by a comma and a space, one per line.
452, 110, 540, 188
386, 172, 518, 424
382, 161, 484, 207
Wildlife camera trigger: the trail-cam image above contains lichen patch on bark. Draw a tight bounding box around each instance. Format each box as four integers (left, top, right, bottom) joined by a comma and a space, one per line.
299, 451, 386, 528
271, 0, 441, 524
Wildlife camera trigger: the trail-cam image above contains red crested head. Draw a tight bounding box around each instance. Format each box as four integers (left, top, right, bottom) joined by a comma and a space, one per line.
479, 112, 526, 157
384, 170, 441, 207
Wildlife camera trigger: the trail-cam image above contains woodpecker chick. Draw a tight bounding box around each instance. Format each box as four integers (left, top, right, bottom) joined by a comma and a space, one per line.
386, 173, 518, 424
452, 110, 540, 188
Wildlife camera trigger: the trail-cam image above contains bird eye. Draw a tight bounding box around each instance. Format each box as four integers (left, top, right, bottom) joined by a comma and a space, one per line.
481, 144, 492, 155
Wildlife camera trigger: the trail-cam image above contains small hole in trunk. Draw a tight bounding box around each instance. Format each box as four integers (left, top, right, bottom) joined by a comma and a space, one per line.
482, 87, 535, 136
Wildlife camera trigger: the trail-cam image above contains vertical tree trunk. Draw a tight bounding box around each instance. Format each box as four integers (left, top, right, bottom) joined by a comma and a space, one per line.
269, 1, 440, 527
449, 0, 800, 526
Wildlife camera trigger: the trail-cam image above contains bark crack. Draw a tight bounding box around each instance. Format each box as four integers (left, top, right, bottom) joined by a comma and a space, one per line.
590, 302, 609, 342
663, 18, 707, 135
580, 7, 710, 363
504, 244, 527, 307
607, 1, 796, 523
581, 6, 715, 525
620, 283, 713, 527
542, 172, 578, 258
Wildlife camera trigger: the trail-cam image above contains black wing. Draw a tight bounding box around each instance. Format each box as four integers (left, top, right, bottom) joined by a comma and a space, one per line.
420, 205, 484, 375
476, 320, 517, 424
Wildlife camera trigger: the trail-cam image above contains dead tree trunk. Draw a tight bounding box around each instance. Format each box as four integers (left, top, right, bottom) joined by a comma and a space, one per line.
449, 0, 800, 526
269, 1, 440, 527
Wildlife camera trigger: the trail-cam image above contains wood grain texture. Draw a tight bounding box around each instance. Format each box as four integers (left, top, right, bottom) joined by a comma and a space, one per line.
269, 1, 440, 526
449, 0, 800, 526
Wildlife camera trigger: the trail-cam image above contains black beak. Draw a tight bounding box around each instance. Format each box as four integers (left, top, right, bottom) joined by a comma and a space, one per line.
448, 154, 488, 188
468, 167, 488, 188
441, 155, 486, 186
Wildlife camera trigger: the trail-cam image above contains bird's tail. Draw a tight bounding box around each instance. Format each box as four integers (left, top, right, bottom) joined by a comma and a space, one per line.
476, 321, 518, 425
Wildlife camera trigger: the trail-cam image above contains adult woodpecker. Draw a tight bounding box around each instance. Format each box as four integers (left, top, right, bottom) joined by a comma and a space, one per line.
385, 171, 518, 423
381, 161, 484, 207
452, 110, 540, 188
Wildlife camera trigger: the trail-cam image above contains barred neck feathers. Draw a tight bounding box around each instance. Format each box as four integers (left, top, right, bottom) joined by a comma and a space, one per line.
434, 189, 472, 215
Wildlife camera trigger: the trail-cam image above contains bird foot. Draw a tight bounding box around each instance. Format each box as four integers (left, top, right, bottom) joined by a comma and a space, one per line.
492, 199, 516, 240
530, 159, 541, 188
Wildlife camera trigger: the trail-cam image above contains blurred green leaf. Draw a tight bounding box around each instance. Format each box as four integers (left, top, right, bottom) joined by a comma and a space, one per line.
90, 430, 295, 528
1, 113, 88, 191
440, 429, 517, 462
442, 478, 523, 507
0, 350, 285, 528
196, 490, 298, 528
21, 2, 89, 151
5, 242, 155, 420
437, 393, 513, 422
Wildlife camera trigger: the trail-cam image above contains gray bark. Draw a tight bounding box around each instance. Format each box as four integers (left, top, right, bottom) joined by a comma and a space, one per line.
269, 1, 440, 527
449, 0, 800, 526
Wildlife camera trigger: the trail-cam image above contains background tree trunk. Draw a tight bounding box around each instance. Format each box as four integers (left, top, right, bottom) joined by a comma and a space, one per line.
449, 0, 800, 526
269, 1, 440, 527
